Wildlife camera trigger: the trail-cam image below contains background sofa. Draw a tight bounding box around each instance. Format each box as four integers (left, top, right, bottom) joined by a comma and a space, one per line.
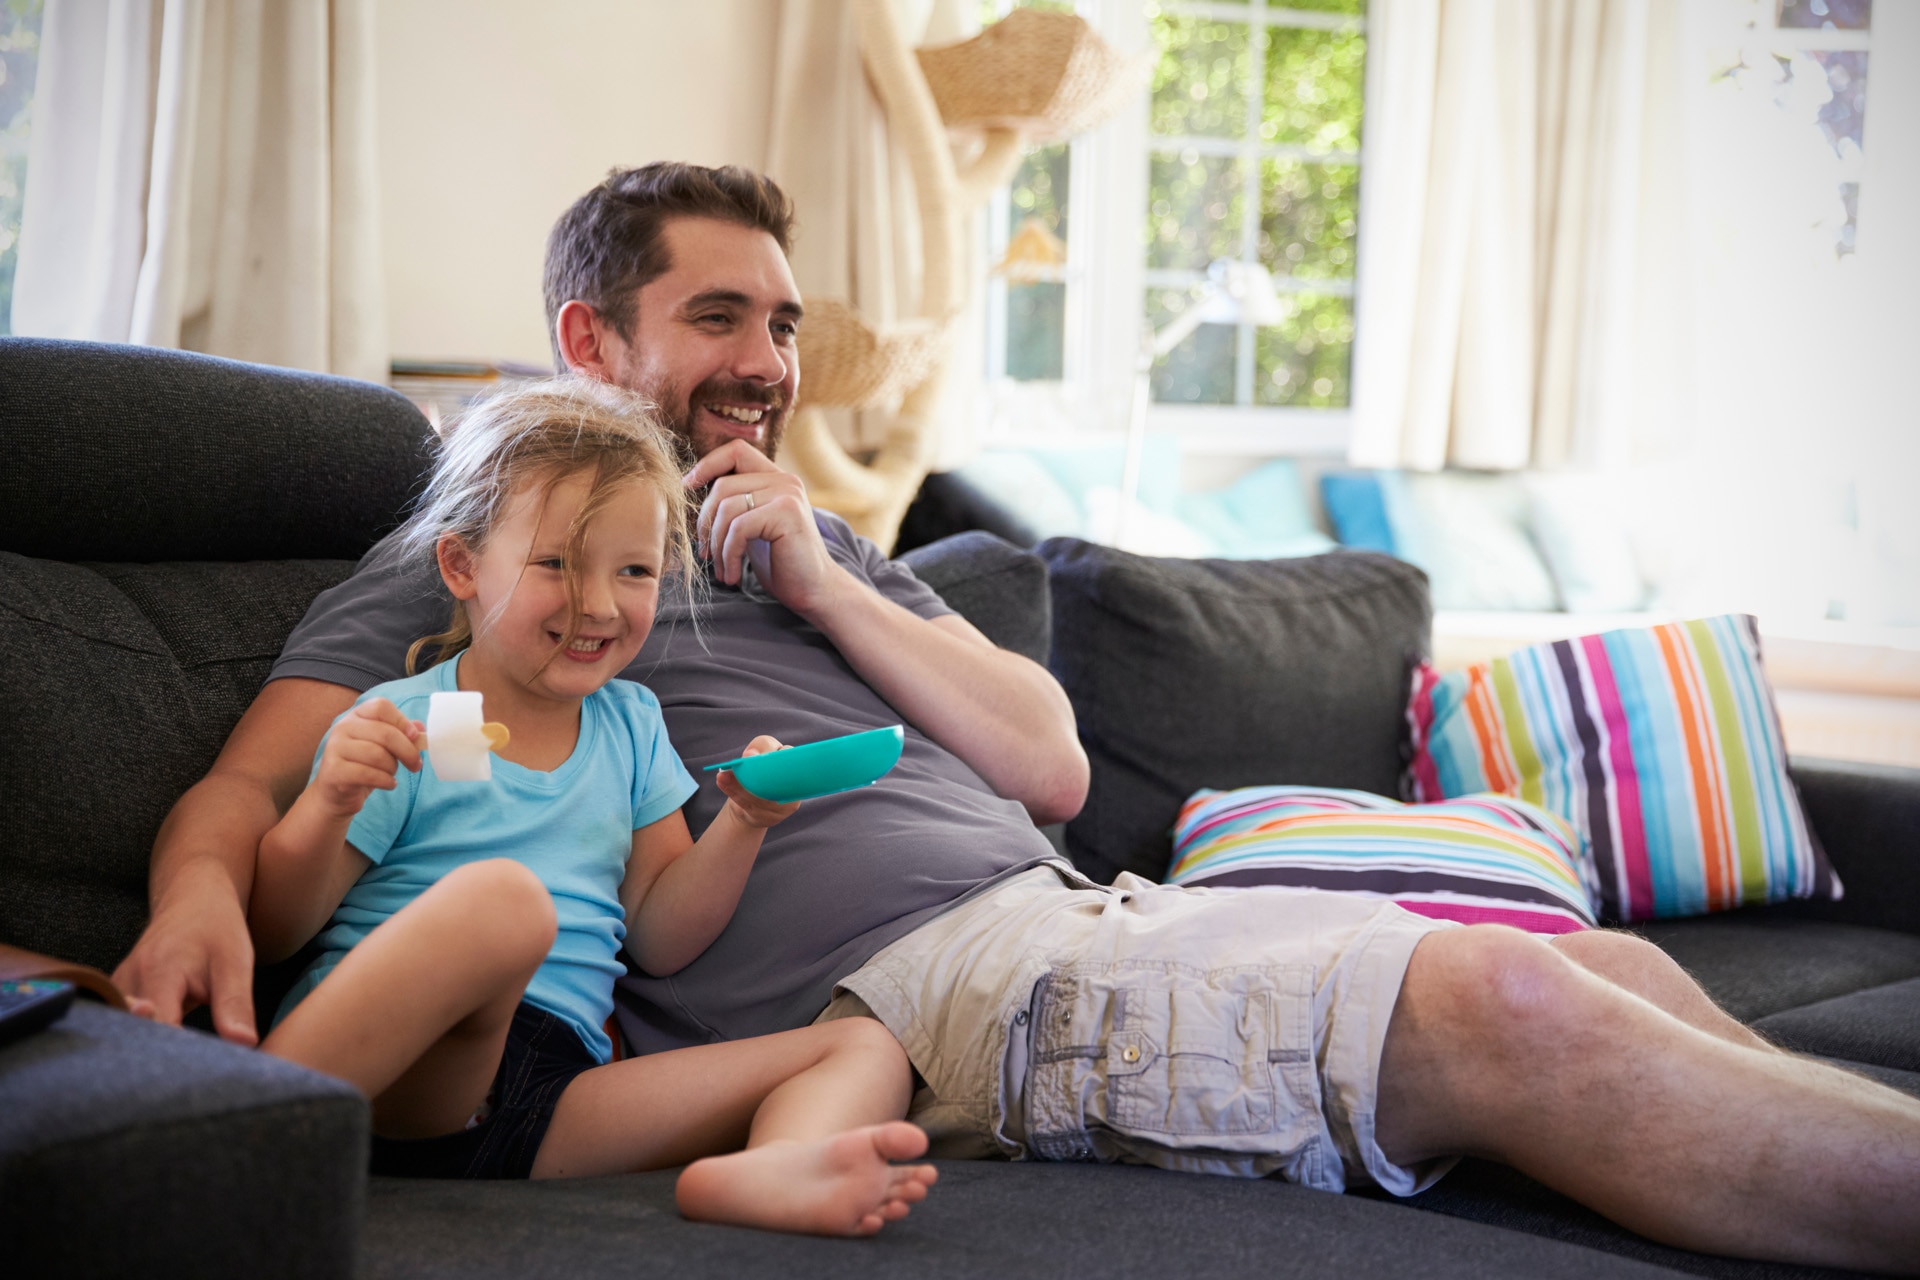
3, 339, 1916, 1279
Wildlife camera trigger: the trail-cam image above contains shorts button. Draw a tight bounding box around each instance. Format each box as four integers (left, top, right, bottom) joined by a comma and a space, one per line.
1014, 1010, 1029, 1026
1121, 1045, 1140, 1064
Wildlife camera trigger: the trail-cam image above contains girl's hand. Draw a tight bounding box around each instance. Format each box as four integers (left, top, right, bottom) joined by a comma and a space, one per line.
309, 698, 423, 819
714, 735, 802, 829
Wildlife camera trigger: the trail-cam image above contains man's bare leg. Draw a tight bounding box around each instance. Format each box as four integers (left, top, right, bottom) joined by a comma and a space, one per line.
1548, 929, 1776, 1052
1375, 926, 1920, 1274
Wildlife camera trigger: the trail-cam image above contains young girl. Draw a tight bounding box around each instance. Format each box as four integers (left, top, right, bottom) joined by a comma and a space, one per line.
248, 379, 936, 1236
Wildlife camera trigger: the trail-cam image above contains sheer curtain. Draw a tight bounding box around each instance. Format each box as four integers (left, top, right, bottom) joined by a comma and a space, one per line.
1348, 0, 1689, 472
11, 0, 384, 381
765, 0, 980, 466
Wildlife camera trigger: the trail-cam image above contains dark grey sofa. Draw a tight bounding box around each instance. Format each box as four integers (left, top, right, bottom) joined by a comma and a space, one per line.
3, 339, 1916, 1280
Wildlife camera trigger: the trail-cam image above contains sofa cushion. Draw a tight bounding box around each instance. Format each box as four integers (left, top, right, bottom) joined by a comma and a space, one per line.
1390, 1155, 1886, 1280
0, 1001, 366, 1279
1040, 541, 1430, 884
0, 338, 433, 563
1781, 758, 1920, 937
1630, 914, 1920, 1023
898, 531, 1051, 666
363, 1158, 1683, 1280
0, 552, 355, 971
1751, 977, 1920, 1072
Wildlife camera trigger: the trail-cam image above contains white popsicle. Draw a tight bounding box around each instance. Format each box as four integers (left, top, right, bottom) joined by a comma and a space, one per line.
425, 690, 495, 782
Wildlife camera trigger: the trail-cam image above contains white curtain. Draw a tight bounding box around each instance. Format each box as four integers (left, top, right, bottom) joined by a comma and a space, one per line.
765, 0, 979, 465
11, 0, 385, 382
1349, 0, 1688, 472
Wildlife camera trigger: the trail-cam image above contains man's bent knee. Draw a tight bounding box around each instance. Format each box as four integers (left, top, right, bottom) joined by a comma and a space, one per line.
1376, 926, 1594, 1164
1551, 928, 1670, 979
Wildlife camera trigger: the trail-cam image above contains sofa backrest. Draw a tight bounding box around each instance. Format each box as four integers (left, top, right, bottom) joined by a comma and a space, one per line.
1039, 539, 1432, 885
0, 340, 434, 971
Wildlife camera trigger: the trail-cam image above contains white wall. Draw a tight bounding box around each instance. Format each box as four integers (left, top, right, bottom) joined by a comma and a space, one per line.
376, 1, 778, 368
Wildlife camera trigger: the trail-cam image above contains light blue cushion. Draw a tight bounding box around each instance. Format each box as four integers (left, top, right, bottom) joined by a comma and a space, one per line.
1397, 472, 1560, 611
1023, 435, 1185, 516
1524, 472, 1647, 612
1176, 459, 1336, 560
952, 450, 1086, 540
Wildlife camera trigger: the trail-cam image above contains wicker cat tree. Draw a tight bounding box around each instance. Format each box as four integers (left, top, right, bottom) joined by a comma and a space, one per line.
782, 3, 1143, 551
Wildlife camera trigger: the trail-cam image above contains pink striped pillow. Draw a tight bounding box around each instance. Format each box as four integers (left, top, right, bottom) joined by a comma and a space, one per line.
1406, 615, 1838, 922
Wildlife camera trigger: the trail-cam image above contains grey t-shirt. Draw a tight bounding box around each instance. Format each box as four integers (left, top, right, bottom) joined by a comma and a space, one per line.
272, 512, 1060, 1054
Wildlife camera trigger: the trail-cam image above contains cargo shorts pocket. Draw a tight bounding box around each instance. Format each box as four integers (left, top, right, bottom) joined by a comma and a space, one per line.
1022, 962, 1324, 1165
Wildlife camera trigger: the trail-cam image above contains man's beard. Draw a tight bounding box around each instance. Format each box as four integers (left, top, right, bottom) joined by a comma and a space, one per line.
656, 375, 787, 462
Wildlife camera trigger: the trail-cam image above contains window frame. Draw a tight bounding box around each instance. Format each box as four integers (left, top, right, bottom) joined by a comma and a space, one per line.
978, 0, 1367, 458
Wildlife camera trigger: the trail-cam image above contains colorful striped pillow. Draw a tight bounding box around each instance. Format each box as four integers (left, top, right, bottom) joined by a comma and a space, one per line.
1407, 614, 1838, 922
1167, 787, 1597, 934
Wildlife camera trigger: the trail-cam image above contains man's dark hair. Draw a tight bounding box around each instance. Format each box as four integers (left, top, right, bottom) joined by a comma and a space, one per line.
542, 162, 796, 371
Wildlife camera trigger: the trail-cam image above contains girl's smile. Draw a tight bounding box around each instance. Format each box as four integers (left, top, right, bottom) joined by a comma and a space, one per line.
438, 469, 669, 733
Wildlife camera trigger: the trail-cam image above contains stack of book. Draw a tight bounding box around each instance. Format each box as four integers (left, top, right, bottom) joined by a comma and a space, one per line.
388, 359, 551, 432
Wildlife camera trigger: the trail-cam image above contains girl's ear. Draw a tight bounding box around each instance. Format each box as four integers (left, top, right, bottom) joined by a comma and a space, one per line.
437, 534, 481, 601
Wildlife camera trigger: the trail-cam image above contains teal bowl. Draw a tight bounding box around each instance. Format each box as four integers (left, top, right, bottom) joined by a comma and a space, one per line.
703, 725, 904, 804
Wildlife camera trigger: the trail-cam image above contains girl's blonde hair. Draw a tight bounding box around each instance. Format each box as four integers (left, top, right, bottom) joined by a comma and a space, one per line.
398, 378, 698, 675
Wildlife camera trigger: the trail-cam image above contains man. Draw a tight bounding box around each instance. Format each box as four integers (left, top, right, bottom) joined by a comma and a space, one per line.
115, 163, 1919, 1272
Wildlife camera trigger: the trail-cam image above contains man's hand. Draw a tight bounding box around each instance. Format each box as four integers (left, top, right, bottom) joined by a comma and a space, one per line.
685, 440, 849, 617
713, 735, 802, 829
310, 698, 422, 819
686, 441, 1086, 824
112, 860, 260, 1045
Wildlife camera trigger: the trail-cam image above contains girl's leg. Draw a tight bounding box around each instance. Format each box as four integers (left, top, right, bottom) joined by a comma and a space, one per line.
262, 858, 556, 1138
534, 1016, 937, 1235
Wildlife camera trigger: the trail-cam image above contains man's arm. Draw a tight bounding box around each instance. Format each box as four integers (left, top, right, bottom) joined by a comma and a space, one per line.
111, 678, 358, 1044
686, 443, 1089, 824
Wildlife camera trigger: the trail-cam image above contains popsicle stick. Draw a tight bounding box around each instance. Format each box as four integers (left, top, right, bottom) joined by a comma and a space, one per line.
420, 723, 511, 752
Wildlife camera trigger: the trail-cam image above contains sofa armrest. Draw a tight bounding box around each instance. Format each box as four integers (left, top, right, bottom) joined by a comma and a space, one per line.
898, 531, 1051, 666
0, 1001, 367, 1278
1779, 756, 1920, 936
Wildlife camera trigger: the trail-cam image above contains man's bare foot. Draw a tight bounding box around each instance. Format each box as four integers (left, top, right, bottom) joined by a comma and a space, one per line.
674, 1121, 939, 1237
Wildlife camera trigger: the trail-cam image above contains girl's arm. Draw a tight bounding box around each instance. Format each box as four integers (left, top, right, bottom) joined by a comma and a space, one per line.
249, 699, 420, 963
619, 737, 798, 976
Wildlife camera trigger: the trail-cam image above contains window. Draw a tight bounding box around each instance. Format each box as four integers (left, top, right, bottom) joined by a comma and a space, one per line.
0, 0, 45, 336
1143, 0, 1364, 410
980, 0, 1368, 453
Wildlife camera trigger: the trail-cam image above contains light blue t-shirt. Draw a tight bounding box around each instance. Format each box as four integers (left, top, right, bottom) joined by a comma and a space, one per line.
276, 653, 699, 1062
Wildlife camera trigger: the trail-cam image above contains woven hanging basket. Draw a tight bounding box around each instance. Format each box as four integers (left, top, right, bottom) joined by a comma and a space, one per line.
915, 8, 1146, 142
796, 297, 949, 410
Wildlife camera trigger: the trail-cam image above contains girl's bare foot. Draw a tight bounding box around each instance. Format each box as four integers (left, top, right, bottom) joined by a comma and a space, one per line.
674, 1121, 939, 1237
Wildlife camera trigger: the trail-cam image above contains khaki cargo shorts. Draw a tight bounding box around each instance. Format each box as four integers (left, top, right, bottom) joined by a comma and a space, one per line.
827, 863, 1457, 1195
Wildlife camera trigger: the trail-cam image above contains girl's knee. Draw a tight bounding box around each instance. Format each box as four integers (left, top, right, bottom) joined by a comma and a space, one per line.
437, 859, 557, 958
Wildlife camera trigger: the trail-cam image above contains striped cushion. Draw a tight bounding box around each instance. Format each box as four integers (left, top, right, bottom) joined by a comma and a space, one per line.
1167, 787, 1596, 934
1406, 614, 1838, 922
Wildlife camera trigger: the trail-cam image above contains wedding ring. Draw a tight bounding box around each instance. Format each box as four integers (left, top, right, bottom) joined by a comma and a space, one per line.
746, 492, 756, 510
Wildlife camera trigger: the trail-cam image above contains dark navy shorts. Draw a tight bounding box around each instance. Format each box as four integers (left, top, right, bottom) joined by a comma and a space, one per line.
369, 1002, 601, 1180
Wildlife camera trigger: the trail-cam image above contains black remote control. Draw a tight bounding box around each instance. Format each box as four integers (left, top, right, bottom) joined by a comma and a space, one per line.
0, 979, 77, 1048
